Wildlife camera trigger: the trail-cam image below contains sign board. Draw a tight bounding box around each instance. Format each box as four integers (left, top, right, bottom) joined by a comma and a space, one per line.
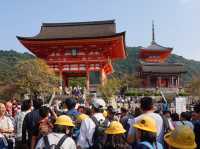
175, 97, 187, 115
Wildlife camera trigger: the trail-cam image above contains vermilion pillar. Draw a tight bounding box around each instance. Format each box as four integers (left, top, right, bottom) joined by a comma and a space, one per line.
86, 65, 90, 90
101, 69, 106, 85
59, 68, 63, 94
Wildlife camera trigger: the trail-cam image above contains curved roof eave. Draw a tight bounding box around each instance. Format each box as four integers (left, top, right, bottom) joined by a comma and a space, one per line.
16, 32, 125, 41
140, 42, 173, 51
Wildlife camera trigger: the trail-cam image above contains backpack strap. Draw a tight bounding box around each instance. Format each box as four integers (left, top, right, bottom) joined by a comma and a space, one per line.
139, 141, 154, 149
161, 115, 170, 133
157, 142, 163, 149
91, 116, 99, 127
43, 135, 50, 149
89, 116, 100, 147
157, 116, 165, 144
2, 136, 8, 147
55, 134, 68, 148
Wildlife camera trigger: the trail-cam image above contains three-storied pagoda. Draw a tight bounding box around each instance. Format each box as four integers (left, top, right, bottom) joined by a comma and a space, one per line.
17, 20, 126, 90
138, 22, 185, 88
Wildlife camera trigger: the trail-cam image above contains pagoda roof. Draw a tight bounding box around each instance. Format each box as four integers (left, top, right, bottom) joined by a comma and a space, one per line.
140, 63, 186, 73
140, 21, 173, 52
17, 20, 118, 40
140, 41, 173, 51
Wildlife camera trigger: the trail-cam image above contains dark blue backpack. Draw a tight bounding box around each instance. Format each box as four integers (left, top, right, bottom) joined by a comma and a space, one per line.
89, 116, 107, 149
0, 137, 8, 149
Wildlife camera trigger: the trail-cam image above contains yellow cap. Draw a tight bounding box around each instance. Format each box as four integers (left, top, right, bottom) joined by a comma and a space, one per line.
164, 126, 197, 149
105, 121, 126, 134
77, 113, 89, 121
133, 116, 157, 133
54, 115, 75, 127
103, 110, 108, 118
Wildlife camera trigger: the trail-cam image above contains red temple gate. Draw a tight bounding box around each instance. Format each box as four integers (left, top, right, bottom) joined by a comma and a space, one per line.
17, 20, 126, 90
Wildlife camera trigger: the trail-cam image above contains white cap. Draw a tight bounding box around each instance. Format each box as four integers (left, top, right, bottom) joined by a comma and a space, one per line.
92, 98, 106, 109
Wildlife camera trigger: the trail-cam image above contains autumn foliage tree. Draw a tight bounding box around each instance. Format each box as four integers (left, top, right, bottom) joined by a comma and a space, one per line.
188, 75, 200, 98
14, 59, 59, 99
98, 77, 121, 102
121, 74, 141, 89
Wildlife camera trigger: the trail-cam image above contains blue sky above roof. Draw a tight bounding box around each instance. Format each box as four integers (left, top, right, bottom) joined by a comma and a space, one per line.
0, 0, 200, 60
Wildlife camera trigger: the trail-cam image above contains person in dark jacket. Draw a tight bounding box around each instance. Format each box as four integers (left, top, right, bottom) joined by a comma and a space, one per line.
63, 98, 79, 118
193, 103, 200, 149
22, 98, 43, 148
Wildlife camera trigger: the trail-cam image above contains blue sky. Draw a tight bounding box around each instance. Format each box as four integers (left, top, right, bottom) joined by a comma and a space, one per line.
1, 0, 200, 60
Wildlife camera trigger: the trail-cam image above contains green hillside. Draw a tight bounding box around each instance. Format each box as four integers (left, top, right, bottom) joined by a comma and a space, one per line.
167, 53, 200, 81
0, 50, 34, 83
0, 48, 200, 83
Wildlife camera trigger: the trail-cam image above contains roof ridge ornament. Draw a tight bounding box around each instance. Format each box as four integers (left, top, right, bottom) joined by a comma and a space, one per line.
152, 20, 156, 44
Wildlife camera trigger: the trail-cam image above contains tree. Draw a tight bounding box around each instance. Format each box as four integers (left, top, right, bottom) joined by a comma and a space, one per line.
14, 59, 59, 99
120, 74, 141, 91
0, 83, 17, 100
97, 77, 121, 102
187, 75, 200, 98
0, 65, 22, 100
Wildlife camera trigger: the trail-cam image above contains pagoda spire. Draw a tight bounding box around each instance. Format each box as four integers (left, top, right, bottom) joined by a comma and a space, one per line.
152, 20, 155, 44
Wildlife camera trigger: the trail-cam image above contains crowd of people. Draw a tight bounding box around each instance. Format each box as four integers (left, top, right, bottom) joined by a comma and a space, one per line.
64, 86, 85, 98
0, 95, 199, 149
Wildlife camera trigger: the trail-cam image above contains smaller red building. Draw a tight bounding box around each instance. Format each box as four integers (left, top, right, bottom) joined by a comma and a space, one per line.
139, 23, 185, 88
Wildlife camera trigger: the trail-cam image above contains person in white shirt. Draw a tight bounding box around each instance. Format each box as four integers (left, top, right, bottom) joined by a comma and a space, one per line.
77, 98, 106, 149
127, 97, 163, 144
0, 103, 14, 149
15, 100, 32, 149
15, 100, 32, 141
0, 103, 14, 136
35, 115, 76, 149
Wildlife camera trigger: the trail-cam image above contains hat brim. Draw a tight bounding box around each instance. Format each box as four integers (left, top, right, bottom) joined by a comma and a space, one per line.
133, 124, 157, 133
54, 122, 75, 127
164, 132, 197, 149
105, 129, 126, 135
